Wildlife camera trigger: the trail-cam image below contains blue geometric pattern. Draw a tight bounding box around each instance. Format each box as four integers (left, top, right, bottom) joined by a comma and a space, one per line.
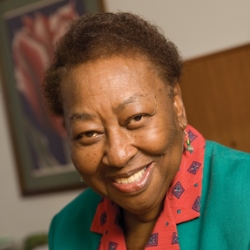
192, 196, 201, 212
146, 233, 158, 247
187, 129, 198, 142
100, 212, 107, 226
171, 181, 185, 199
187, 161, 201, 175
171, 232, 178, 244
108, 242, 118, 250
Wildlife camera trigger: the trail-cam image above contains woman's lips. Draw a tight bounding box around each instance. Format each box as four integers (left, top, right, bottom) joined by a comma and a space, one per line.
114, 167, 146, 184
111, 163, 154, 193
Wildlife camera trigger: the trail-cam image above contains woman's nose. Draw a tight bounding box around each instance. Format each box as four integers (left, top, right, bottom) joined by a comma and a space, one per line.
102, 129, 138, 167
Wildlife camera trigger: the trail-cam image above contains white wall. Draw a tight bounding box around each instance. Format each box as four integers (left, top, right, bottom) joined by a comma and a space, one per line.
1, 0, 250, 247
105, 0, 250, 60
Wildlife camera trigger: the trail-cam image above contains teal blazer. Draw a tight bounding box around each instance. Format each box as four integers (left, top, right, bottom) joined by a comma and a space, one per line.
49, 141, 250, 249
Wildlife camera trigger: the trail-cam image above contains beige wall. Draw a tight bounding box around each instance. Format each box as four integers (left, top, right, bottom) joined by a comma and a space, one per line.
1, 0, 250, 247
105, 0, 250, 60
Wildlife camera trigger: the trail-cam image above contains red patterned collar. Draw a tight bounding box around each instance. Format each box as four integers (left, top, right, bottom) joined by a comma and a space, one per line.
91, 125, 205, 249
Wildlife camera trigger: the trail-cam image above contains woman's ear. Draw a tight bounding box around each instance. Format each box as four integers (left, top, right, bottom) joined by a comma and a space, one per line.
172, 84, 187, 130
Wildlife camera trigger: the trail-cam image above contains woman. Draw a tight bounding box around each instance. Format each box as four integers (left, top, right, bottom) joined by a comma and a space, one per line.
44, 13, 250, 250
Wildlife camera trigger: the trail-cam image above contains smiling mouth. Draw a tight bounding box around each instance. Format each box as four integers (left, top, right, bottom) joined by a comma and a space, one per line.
114, 167, 146, 184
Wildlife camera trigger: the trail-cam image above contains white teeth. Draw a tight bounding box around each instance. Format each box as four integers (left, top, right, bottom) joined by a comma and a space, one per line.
115, 167, 146, 184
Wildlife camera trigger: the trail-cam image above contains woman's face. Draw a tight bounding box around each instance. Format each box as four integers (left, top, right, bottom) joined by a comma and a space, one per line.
62, 56, 187, 217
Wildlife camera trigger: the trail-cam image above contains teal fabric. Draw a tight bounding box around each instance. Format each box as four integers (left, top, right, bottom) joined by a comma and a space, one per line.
49, 141, 250, 249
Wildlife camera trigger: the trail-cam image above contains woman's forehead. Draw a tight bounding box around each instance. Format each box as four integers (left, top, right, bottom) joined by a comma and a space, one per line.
61, 56, 171, 117
65, 55, 167, 94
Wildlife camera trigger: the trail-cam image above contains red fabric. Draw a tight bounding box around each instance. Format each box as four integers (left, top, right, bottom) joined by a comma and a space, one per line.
91, 125, 205, 249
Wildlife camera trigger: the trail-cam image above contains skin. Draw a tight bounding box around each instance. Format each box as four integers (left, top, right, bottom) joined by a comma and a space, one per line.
61, 55, 187, 249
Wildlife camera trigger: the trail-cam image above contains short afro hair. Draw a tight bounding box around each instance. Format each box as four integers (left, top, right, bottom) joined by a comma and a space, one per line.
43, 12, 183, 117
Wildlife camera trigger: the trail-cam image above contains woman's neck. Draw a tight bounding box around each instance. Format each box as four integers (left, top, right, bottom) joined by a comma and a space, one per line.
122, 202, 163, 250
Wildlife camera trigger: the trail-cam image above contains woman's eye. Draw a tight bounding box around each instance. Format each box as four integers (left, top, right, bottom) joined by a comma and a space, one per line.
74, 131, 100, 145
127, 114, 147, 129
133, 115, 143, 121
84, 131, 97, 138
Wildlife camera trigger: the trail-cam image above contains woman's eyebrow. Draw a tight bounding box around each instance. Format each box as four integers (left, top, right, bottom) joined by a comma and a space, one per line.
114, 94, 147, 113
69, 113, 96, 123
69, 94, 147, 123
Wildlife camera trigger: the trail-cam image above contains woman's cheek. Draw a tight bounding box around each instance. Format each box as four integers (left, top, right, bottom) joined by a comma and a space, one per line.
71, 146, 101, 175
136, 125, 175, 154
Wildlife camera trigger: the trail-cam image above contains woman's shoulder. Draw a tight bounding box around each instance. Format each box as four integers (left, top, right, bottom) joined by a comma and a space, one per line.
49, 188, 102, 250
203, 140, 250, 212
205, 140, 250, 163
204, 140, 250, 186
